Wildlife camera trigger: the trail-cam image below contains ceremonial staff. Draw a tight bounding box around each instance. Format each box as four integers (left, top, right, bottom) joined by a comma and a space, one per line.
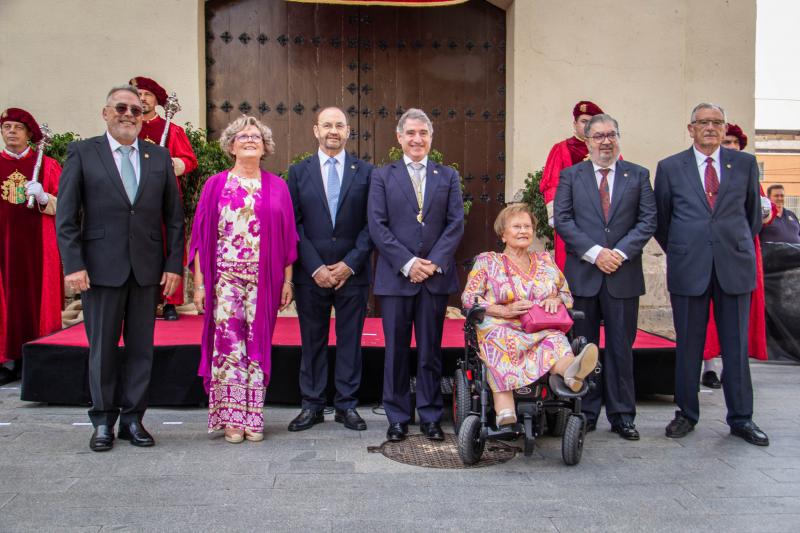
26, 123, 52, 209
159, 92, 181, 147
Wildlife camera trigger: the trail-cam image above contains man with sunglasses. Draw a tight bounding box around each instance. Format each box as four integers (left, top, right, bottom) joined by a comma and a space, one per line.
56, 85, 184, 451
555, 114, 656, 440
130, 76, 197, 321
654, 103, 768, 446
0, 108, 63, 385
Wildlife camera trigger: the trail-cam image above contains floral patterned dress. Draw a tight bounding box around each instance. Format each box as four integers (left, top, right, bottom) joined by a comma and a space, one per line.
461, 251, 574, 392
208, 173, 264, 433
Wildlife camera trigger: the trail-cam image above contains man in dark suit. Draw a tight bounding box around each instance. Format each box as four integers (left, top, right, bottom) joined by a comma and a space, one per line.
286, 106, 373, 432
56, 85, 184, 451
368, 108, 464, 442
654, 102, 768, 446
555, 114, 656, 440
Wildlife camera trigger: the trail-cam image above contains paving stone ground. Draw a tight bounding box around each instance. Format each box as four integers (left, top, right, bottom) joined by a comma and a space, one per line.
1, 361, 799, 532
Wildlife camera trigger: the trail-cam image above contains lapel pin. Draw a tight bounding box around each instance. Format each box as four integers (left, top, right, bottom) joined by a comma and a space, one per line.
350, 164, 356, 169
433, 169, 439, 174
144, 153, 149, 159
726, 163, 731, 169
623, 172, 628, 177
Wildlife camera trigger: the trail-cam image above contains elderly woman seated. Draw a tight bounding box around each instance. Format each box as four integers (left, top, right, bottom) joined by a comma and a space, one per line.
461, 205, 599, 426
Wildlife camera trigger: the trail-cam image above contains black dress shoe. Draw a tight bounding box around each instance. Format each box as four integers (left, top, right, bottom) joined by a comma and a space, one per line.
730, 421, 770, 446
585, 419, 597, 432
118, 421, 155, 447
89, 425, 115, 452
163, 304, 179, 321
386, 423, 409, 442
334, 408, 367, 431
287, 409, 324, 432
420, 421, 445, 441
665, 411, 695, 438
701, 370, 722, 389
611, 422, 640, 441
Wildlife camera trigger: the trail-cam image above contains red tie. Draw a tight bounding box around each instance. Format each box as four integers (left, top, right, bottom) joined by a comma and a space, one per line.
704, 157, 719, 209
599, 168, 610, 221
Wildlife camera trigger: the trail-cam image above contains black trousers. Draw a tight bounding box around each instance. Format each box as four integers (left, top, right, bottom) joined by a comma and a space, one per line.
671, 267, 753, 427
82, 273, 159, 427
380, 287, 448, 425
294, 282, 369, 410
573, 278, 639, 426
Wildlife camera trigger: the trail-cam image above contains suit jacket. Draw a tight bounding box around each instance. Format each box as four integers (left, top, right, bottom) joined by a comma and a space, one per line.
287, 152, 373, 286
554, 159, 656, 299
654, 146, 762, 296
368, 159, 464, 296
56, 134, 184, 287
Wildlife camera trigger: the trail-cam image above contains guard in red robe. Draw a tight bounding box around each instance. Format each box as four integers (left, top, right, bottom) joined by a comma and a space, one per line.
130, 76, 198, 320
0, 108, 63, 384
701, 124, 771, 389
540, 100, 604, 269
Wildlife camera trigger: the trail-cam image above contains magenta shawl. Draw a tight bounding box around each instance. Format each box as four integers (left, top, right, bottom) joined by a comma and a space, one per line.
188, 170, 298, 391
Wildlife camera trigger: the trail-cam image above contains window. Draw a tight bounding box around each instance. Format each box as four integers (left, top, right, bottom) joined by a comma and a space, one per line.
784, 196, 800, 213
758, 162, 765, 181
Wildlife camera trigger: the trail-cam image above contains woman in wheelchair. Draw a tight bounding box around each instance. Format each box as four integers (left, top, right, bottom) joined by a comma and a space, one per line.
461, 205, 599, 427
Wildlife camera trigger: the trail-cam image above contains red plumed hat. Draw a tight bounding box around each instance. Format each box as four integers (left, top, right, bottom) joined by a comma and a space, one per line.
129, 76, 167, 106
572, 100, 604, 119
726, 123, 748, 150
0, 107, 43, 143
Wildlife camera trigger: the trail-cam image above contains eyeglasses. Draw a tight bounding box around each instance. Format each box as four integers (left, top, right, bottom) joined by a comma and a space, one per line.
107, 103, 143, 117
589, 132, 618, 142
235, 134, 263, 143
692, 119, 725, 127
318, 122, 347, 131
510, 224, 533, 232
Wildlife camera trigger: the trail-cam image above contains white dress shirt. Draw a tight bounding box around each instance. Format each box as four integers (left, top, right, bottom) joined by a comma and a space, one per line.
106, 132, 141, 184
582, 159, 628, 264
3, 147, 31, 159
693, 146, 722, 190
400, 155, 432, 277
318, 148, 346, 197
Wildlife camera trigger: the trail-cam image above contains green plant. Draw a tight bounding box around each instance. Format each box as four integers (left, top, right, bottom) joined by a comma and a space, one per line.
41, 132, 81, 165
183, 123, 233, 230
279, 151, 314, 180
386, 147, 472, 218
521, 168, 554, 249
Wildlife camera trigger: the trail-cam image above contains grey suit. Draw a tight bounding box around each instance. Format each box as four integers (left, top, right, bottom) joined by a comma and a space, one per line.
56, 135, 184, 426
555, 159, 656, 425
654, 146, 761, 427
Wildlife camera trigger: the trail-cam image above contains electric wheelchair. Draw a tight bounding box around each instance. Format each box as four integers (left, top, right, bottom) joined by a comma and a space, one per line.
453, 301, 598, 466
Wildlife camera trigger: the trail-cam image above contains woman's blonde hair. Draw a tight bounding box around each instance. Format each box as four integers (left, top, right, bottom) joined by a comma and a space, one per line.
219, 115, 276, 158
493, 204, 537, 239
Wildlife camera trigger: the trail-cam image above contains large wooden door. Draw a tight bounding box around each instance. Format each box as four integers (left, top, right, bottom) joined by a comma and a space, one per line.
206, 0, 506, 299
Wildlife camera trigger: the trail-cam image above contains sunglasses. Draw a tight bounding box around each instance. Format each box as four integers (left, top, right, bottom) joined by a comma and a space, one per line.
107, 103, 143, 117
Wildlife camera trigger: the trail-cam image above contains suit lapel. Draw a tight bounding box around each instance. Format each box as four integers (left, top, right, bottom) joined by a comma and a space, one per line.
578, 162, 604, 221
716, 147, 734, 206
683, 147, 711, 213
308, 155, 332, 222
336, 153, 357, 213
606, 160, 630, 223
95, 136, 131, 206
390, 161, 419, 211
134, 142, 152, 206
421, 161, 441, 218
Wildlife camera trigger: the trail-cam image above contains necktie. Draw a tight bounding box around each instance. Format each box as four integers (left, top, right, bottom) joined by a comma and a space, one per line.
117, 145, 138, 203
410, 162, 424, 223
704, 157, 719, 210
326, 157, 340, 225
599, 168, 611, 221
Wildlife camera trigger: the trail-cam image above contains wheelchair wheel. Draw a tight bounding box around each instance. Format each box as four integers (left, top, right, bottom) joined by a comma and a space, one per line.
546, 408, 568, 437
561, 415, 585, 466
452, 368, 471, 434
457, 415, 485, 465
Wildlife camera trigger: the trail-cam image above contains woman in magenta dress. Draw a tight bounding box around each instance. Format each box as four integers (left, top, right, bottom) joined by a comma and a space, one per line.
190, 116, 297, 443
462, 205, 598, 426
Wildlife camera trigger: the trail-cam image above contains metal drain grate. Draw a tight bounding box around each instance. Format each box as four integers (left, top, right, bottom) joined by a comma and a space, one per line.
368, 433, 518, 469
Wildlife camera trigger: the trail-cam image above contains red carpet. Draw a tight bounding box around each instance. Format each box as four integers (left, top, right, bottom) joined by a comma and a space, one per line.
30, 316, 675, 350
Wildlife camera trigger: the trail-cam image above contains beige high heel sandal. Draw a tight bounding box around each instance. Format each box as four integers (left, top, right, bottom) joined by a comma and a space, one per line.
563, 343, 599, 392
224, 429, 244, 443
496, 408, 517, 426
244, 429, 264, 442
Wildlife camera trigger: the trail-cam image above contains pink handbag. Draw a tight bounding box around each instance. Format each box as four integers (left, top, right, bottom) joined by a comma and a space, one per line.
501, 255, 573, 334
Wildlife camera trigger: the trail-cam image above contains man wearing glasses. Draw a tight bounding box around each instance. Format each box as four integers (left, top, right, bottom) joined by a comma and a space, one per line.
654, 103, 768, 446
555, 114, 656, 440
286, 107, 373, 432
56, 85, 184, 451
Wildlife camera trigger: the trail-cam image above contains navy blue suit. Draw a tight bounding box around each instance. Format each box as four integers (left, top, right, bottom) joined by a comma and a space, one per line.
555, 159, 656, 426
287, 152, 372, 410
654, 146, 762, 427
368, 158, 464, 424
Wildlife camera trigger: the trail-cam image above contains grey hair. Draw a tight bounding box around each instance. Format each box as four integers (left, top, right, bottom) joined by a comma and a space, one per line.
106, 84, 141, 103
584, 113, 620, 137
219, 115, 276, 158
690, 102, 726, 123
396, 108, 434, 135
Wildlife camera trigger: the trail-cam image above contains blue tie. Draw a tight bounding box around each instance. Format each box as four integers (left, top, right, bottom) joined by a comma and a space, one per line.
326, 157, 340, 226
117, 145, 138, 203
